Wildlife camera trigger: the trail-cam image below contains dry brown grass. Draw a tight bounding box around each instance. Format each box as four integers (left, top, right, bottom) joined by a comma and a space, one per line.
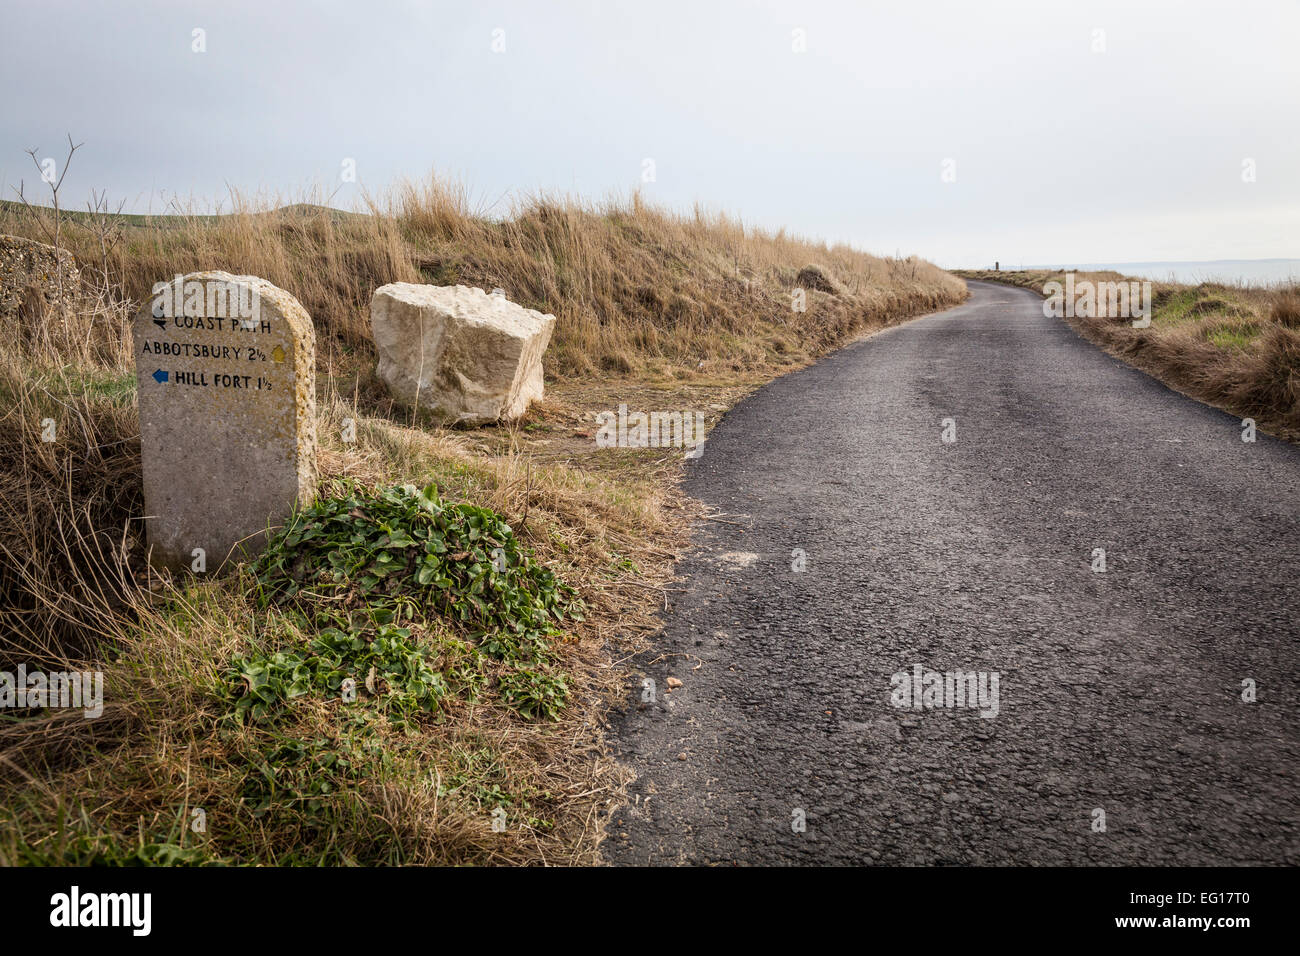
0, 181, 963, 865
0, 298, 136, 668
958, 269, 1300, 440
2, 179, 964, 384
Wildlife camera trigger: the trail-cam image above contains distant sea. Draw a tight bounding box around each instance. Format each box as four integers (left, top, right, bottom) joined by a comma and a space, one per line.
1022, 259, 1300, 286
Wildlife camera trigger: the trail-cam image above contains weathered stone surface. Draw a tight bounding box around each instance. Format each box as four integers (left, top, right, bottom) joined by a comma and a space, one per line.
0, 234, 80, 320
370, 283, 555, 424
133, 272, 316, 572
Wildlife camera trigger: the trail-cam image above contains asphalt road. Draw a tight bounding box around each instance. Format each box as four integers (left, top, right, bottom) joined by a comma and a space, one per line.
605, 280, 1300, 865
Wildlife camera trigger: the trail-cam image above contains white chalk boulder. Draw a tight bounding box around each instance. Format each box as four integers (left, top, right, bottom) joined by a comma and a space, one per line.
370, 283, 556, 424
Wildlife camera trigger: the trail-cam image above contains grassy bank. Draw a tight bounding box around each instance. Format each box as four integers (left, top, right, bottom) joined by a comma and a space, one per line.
957, 269, 1300, 441
0, 180, 965, 865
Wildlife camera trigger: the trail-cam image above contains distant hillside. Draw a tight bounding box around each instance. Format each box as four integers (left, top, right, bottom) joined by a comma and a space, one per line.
0, 198, 361, 229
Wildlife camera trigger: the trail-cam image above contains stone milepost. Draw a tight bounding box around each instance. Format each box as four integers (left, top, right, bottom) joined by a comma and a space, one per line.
133, 271, 316, 572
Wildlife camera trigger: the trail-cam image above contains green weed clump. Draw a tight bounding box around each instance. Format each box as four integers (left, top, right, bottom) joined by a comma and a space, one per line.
229, 620, 451, 724
255, 481, 581, 650
229, 482, 584, 723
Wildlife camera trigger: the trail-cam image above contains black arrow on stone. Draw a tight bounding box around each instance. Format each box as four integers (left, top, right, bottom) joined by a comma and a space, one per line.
153, 318, 167, 330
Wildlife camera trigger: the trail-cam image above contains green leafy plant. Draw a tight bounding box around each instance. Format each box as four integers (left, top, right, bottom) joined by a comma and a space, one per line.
253, 481, 582, 660
228, 622, 448, 724
499, 667, 571, 720
231, 482, 583, 720
241, 735, 384, 817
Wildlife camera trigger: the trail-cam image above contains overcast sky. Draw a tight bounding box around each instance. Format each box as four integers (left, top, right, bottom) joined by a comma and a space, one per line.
1, 0, 1296, 268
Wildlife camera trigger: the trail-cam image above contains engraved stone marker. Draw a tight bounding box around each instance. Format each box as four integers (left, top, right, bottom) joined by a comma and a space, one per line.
133, 271, 316, 571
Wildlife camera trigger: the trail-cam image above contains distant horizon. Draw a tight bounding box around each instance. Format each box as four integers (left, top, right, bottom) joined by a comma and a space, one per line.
1024, 257, 1300, 267
982, 257, 1300, 286
4, 196, 1297, 281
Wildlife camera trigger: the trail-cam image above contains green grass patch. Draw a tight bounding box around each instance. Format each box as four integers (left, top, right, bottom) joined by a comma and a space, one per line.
1207, 325, 1260, 350
1153, 287, 1201, 325
0, 803, 225, 866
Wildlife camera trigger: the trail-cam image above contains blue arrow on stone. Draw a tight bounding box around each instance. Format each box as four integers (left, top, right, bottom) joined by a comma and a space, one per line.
152, 369, 168, 384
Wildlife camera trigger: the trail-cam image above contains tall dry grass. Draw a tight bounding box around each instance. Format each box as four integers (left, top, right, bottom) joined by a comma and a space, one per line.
386, 182, 965, 377
2, 178, 965, 381
0, 285, 136, 667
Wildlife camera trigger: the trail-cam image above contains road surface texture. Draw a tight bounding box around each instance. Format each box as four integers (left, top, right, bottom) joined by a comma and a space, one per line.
605, 280, 1299, 865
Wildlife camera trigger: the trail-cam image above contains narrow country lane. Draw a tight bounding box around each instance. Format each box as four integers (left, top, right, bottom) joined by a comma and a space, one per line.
606, 280, 1300, 865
